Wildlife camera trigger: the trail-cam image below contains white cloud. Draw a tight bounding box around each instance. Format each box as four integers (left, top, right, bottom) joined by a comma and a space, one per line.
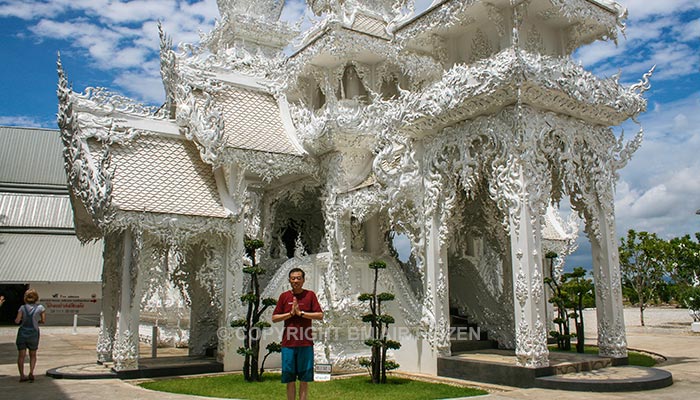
0, 115, 55, 128
613, 91, 700, 238
622, 0, 700, 20
576, 3, 700, 83
113, 69, 165, 105
10, 1, 221, 105
685, 18, 700, 40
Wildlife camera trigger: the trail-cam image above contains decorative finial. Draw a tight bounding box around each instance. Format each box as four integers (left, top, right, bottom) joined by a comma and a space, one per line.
630, 65, 656, 94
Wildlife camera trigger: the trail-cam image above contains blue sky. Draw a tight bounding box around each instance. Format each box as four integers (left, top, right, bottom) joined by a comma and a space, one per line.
1, 0, 699, 270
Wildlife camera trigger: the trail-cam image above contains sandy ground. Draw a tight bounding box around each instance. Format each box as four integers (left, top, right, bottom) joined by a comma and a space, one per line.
583, 306, 696, 337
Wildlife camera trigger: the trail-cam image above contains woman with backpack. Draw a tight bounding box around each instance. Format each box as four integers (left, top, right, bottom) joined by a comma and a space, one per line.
15, 289, 46, 382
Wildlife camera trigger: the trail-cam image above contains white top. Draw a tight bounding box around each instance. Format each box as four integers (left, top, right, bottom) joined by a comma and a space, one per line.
18, 304, 45, 330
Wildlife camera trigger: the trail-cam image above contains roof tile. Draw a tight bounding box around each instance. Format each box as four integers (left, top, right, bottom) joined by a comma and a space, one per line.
214, 87, 302, 155
107, 134, 228, 218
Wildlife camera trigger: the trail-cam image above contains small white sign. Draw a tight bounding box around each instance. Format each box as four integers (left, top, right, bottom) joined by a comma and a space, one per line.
314, 363, 332, 382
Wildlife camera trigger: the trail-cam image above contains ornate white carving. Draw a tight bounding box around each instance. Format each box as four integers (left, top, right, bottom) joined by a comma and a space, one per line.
221, 149, 319, 183
175, 85, 225, 166
58, 0, 647, 374
470, 28, 492, 63
598, 318, 628, 358
159, 23, 177, 117
112, 327, 138, 371
515, 317, 549, 368
395, 0, 480, 42
96, 313, 114, 363
57, 56, 114, 242
485, 3, 505, 38
107, 211, 237, 245
218, 0, 285, 21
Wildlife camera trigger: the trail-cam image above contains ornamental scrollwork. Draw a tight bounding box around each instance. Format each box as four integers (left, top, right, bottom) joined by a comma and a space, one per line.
112, 327, 138, 371
57, 56, 114, 241
175, 84, 225, 166
159, 22, 178, 118
598, 318, 628, 358
515, 318, 549, 368
107, 211, 237, 245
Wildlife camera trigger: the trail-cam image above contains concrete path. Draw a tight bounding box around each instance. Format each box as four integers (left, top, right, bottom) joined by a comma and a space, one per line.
0, 327, 219, 400
0, 307, 698, 399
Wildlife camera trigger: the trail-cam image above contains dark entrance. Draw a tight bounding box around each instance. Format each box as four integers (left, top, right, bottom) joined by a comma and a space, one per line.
0, 284, 28, 325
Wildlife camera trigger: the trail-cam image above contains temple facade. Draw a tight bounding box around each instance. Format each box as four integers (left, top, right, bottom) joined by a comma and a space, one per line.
57, 0, 651, 374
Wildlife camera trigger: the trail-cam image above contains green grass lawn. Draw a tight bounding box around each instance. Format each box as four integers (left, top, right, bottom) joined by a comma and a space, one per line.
140, 373, 488, 400
548, 345, 657, 367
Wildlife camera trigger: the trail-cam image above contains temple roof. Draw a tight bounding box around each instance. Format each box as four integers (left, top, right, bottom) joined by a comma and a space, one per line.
102, 133, 228, 218
542, 206, 576, 243
213, 86, 303, 155
349, 13, 391, 39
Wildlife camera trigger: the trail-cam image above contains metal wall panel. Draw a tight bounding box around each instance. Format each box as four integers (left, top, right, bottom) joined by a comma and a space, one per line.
0, 233, 102, 283
0, 126, 66, 186
0, 193, 73, 228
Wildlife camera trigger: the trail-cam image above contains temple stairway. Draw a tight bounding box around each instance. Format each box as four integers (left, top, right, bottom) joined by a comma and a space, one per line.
448, 308, 498, 353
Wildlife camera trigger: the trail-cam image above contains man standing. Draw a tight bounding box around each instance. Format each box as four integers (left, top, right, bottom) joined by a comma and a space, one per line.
272, 268, 323, 400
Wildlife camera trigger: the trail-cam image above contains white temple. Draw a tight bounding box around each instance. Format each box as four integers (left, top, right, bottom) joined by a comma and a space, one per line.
57, 0, 651, 374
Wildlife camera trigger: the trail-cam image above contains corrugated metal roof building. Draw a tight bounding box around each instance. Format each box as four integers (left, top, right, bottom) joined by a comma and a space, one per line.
0, 126, 68, 191
0, 126, 103, 325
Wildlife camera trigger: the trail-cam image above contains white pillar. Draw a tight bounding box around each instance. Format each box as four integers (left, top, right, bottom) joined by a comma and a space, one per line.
509, 169, 549, 368
364, 214, 382, 255
112, 229, 143, 371
96, 231, 122, 363
187, 243, 220, 356
418, 212, 451, 374
221, 232, 246, 369
590, 194, 627, 359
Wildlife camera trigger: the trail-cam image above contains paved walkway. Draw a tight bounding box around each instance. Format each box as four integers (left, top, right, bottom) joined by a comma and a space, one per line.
0, 308, 698, 399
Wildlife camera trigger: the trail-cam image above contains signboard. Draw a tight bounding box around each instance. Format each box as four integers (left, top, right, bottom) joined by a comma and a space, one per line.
314, 363, 332, 382
43, 298, 100, 315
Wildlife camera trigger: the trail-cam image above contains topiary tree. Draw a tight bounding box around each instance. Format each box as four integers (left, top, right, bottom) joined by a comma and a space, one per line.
561, 267, 594, 353
230, 238, 280, 382
544, 251, 594, 354
358, 260, 401, 384
544, 252, 572, 351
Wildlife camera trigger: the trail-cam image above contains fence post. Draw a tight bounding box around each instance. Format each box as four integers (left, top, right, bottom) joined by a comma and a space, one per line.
151, 325, 158, 358
72, 313, 78, 335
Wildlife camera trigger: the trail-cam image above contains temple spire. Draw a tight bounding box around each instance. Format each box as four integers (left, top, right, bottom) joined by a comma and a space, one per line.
217, 0, 286, 21
307, 0, 410, 22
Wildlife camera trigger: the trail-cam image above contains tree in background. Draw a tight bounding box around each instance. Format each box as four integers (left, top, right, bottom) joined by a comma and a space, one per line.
619, 230, 668, 326
358, 260, 401, 384
230, 239, 280, 381
666, 233, 700, 319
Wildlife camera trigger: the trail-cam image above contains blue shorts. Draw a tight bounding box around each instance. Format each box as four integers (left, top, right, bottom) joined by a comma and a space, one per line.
16, 327, 40, 351
281, 346, 314, 383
